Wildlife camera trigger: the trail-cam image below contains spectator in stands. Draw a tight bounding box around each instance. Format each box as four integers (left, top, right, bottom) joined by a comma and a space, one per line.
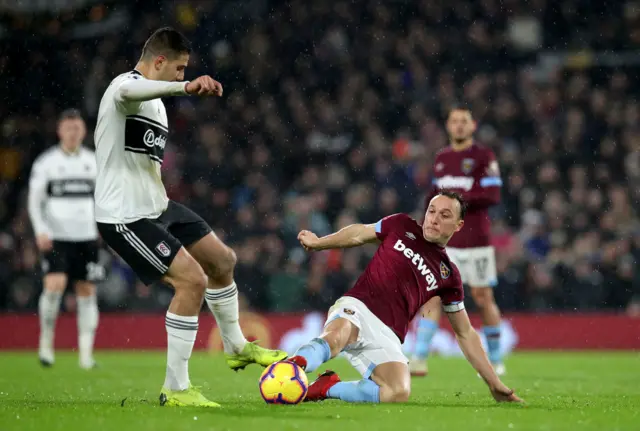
0, 0, 638, 316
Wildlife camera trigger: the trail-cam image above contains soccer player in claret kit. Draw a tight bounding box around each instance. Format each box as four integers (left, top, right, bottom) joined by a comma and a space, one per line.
409, 107, 505, 377
285, 192, 521, 404
93, 27, 286, 407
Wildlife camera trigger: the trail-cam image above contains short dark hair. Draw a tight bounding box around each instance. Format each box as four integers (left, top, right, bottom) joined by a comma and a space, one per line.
447, 105, 473, 119
436, 190, 467, 220
58, 108, 83, 123
141, 27, 191, 60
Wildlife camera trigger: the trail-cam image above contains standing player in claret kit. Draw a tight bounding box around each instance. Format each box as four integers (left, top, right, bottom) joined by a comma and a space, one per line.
94, 27, 286, 408
28, 109, 103, 370
409, 107, 504, 377
284, 192, 521, 404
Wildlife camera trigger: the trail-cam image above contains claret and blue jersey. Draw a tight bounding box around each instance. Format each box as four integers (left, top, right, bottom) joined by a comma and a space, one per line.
344, 213, 465, 343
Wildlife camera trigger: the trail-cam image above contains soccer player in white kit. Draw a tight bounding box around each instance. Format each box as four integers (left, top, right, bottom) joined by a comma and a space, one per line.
93, 27, 286, 407
28, 109, 103, 370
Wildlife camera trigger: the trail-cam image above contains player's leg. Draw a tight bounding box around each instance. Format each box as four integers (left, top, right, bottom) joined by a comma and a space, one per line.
72, 242, 104, 369
315, 361, 410, 404
410, 296, 441, 376
74, 281, 98, 369
290, 314, 359, 373
370, 362, 411, 402
163, 201, 286, 369
301, 297, 409, 403
187, 232, 246, 354
469, 247, 504, 374
470, 286, 503, 366
97, 221, 218, 407
38, 244, 67, 366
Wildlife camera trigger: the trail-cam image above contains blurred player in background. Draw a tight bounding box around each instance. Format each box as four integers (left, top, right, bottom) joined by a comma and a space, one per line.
93, 27, 286, 408
409, 107, 504, 377
287, 192, 520, 404
28, 109, 103, 369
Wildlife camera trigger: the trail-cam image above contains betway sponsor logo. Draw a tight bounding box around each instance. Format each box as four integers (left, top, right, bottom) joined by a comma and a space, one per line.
436, 175, 474, 191
393, 239, 438, 291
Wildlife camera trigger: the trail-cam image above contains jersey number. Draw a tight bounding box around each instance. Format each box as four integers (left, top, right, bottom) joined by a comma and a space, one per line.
86, 262, 105, 281
474, 257, 489, 281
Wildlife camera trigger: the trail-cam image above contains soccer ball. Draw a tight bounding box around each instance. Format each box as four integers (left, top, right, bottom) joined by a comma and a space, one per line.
259, 361, 308, 405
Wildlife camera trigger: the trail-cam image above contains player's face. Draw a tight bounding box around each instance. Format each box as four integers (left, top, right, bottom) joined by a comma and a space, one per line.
446, 110, 476, 143
155, 53, 190, 82
57, 118, 86, 151
423, 195, 464, 246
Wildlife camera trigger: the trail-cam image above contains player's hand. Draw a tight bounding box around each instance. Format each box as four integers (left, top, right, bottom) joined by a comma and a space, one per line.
36, 234, 53, 252
490, 384, 523, 403
185, 75, 223, 97
298, 230, 320, 251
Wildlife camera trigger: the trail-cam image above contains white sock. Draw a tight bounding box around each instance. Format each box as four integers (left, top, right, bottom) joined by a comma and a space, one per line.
77, 295, 99, 368
164, 312, 198, 391
38, 290, 62, 361
204, 282, 247, 354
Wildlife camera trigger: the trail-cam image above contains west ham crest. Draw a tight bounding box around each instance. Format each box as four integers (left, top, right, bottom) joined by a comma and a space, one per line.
440, 261, 451, 279
461, 158, 475, 175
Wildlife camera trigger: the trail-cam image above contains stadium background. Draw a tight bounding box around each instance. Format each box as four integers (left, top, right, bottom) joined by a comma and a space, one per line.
0, 0, 639, 352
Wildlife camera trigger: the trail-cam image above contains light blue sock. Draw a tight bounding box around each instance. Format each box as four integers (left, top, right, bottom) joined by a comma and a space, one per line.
483, 325, 502, 364
293, 338, 331, 372
327, 379, 381, 403
414, 318, 438, 359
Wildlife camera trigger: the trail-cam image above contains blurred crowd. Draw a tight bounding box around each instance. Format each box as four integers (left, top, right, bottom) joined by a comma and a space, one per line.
1, 0, 639, 315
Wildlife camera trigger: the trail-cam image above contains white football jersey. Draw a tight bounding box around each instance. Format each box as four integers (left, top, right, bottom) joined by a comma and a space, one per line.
94, 70, 170, 224
27, 146, 98, 241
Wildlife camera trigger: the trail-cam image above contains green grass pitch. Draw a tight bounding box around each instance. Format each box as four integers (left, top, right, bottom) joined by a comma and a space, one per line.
0, 351, 638, 431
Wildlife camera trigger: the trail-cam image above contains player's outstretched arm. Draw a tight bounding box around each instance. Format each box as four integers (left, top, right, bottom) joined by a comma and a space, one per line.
446, 309, 523, 403
116, 75, 223, 103
298, 224, 379, 251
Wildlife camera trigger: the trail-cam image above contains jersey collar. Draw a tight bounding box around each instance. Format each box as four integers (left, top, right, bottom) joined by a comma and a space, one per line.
59, 144, 81, 156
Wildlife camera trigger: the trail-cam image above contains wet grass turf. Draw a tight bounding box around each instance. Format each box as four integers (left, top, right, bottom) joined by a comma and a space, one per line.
0, 351, 638, 431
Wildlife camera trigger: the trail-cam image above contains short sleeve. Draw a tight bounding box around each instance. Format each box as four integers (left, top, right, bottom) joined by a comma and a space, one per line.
375, 213, 408, 240
440, 268, 465, 313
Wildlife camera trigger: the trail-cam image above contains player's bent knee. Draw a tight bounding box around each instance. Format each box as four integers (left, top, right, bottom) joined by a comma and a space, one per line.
320, 330, 345, 356
185, 266, 208, 293
167, 253, 208, 295
44, 274, 67, 293
201, 246, 237, 283
320, 320, 357, 356
392, 384, 411, 403
217, 246, 237, 276
74, 281, 96, 297
471, 287, 494, 308
380, 382, 411, 403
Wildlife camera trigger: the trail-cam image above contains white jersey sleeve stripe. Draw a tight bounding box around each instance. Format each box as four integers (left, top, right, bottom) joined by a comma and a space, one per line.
443, 301, 465, 313
116, 224, 168, 272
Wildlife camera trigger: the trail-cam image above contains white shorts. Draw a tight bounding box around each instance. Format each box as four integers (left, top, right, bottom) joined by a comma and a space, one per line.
325, 296, 408, 379
446, 246, 497, 288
